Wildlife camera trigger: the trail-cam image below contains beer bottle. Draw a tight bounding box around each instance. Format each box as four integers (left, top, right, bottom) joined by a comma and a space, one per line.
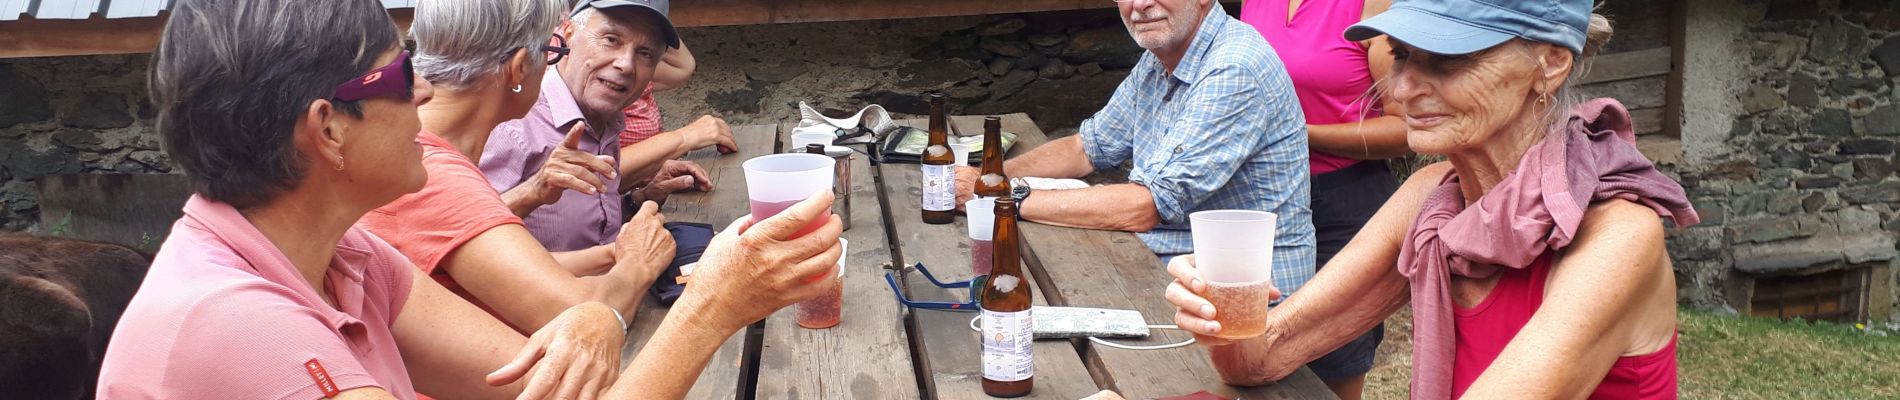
980, 197, 1033, 397
972, 116, 1010, 200
920, 92, 956, 224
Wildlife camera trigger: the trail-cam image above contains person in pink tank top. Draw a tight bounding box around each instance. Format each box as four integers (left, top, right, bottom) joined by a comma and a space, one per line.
1162, 1, 1694, 399
1237, 1, 1411, 398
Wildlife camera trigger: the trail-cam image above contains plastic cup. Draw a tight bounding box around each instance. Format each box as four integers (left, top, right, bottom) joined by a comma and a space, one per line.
1189, 210, 1277, 340
743, 153, 835, 239
791, 131, 833, 150
797, 238, 847, 329
965, 198, 996, 275
949, 142, 974, 166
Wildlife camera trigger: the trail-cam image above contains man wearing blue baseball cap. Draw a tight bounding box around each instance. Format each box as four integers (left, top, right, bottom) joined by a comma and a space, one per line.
1162, 1, 1691, 399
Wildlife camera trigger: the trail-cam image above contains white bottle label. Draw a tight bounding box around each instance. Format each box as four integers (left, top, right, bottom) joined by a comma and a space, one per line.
922, 164, 955, 212
981, 309, 1034, 382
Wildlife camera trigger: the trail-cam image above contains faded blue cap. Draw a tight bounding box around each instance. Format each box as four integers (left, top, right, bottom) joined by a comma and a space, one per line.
1344, 0, 1590, 55
573, 0, 681, 48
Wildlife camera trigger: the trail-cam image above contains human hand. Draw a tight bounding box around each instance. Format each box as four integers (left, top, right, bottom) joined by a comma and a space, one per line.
512, 123, 618, 207
679, 115, 737, 154
485, 302, 626, 400
612, 201, 675, 280
1164, 255, 1281, 347
1079, 390, 1126, 400
953, 166, 979, 212
635, 159, 714, 202
679, 191, 843, 332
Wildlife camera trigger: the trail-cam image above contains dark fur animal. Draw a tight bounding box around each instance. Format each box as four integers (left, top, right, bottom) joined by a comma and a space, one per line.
0, 235, 152, 399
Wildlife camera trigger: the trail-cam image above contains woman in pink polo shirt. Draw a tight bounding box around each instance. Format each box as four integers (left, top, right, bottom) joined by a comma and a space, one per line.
100, 0, 847, 399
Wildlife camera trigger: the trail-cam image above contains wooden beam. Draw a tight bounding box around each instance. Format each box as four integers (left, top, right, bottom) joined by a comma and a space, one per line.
1576, 47, 1671, 86
1663, 0, 1687, 139
0, 9, 412, 59
0, 1, 1115, 58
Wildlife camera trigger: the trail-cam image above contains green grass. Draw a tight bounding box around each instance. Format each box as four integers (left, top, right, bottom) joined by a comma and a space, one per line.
1362, 309, 1900, 399
1677, 310, 1900, 399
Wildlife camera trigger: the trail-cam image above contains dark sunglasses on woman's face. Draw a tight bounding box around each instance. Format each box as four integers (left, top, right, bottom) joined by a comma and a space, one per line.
331, 50, 415, 102
545, 34, 570, 66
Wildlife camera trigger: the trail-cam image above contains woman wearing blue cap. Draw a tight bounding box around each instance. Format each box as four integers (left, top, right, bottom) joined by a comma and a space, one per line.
1165, 0, 1696, 398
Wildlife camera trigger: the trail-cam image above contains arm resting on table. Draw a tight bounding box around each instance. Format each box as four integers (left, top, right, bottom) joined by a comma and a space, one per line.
442, 224, 652, 331
1018, 183, 1160, 232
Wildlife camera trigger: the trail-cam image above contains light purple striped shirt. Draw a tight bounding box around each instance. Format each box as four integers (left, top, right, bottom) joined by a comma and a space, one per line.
480, 68, 626, 252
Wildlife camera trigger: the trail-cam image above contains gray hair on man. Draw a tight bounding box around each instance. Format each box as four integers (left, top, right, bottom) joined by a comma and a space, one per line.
410, 0, 568, 90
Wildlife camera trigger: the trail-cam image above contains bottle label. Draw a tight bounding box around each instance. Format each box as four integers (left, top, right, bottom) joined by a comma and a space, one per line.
922, 164, 955, 211
981, 309, 1034, 382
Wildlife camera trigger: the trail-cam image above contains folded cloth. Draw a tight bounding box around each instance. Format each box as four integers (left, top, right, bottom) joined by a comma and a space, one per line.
796, 102, 898, 145
1396, 98, 1698, 400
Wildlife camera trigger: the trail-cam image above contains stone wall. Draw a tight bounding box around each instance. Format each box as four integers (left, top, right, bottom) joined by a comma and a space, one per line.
0, 55, 169, 232
652, 8, 1144, 134
1669, 0, 1900, 321
0, 8, 1147, 232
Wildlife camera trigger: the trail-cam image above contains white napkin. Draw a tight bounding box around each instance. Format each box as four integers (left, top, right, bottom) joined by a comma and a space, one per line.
795, 102, 898, 145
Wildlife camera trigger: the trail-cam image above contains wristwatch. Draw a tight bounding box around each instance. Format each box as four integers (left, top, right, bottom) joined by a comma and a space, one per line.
1010, 177, 1031, 204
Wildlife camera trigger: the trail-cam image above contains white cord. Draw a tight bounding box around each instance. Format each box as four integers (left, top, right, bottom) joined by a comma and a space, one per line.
967, 316, 1197, 350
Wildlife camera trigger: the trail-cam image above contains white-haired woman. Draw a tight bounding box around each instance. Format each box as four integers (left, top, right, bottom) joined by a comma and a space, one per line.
358, 0, 674, 358
1163, 0, 1698, 398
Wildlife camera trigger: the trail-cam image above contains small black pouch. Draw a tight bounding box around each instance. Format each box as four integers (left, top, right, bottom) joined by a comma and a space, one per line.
650, 222, 715, 306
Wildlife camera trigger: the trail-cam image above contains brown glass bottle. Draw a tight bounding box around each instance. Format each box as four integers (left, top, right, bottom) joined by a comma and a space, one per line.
980, 197, 1033, 397
920, 92, 956, 224
973, 116, 1011, 199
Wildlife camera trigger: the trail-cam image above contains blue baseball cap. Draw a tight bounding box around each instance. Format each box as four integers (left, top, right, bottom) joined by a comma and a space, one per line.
1344, 0, 1591, 55
573, 0, 681, 49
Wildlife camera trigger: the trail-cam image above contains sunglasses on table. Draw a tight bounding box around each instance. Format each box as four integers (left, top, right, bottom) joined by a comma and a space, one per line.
884, 262, 988, 312
330, 50, 415, 102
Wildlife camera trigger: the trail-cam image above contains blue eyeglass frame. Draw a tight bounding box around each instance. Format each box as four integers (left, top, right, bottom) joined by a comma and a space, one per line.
883, 262, 987, 312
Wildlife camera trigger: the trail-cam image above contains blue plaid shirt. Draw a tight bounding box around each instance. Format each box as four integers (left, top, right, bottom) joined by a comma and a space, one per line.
1078, 5, 1316, 296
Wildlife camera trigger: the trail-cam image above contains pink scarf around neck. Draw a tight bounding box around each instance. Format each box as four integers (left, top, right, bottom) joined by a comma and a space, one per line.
1396, 98, 1699, 399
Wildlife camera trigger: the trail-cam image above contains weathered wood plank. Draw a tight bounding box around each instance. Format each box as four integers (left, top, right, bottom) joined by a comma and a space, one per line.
0, 1, 1115, 58
35, 173, 190, 251
1577, 75, 1667, 110
1576, 47, 1671, 86
881, 115, 1101, 400
992, 115, 1339, 399
1630, 107, 1665, 136
624, 123, 780, 399
752, 123, 921, 399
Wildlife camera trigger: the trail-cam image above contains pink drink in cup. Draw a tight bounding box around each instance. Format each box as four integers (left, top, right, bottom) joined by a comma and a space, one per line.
965, 197, 997, 275
796, 238, 848, 329
743, 153, 835, 239
1189, 210, 1278, 340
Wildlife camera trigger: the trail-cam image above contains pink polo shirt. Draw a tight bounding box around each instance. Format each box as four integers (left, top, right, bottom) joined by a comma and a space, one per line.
98, 195, 417, 399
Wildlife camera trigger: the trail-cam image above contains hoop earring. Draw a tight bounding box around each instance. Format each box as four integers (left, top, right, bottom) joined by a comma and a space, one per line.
512, 84, 524, 93
334, 157, 345, 171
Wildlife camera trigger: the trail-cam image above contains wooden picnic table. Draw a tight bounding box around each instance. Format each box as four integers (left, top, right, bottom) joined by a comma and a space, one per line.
622, 113, 1336, 400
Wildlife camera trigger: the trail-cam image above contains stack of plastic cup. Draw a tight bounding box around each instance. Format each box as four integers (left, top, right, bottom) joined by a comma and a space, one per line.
965, 197, 997, 276
797, 238, 848, 329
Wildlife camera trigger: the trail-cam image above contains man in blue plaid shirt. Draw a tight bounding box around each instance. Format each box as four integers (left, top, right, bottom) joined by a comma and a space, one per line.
955, 0, 1347, 386
954, 0, 1314, 297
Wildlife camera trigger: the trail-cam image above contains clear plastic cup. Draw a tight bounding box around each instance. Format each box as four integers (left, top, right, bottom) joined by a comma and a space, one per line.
949, 142, 974, 166
797, 238, 847, 329
1189, 210, 1277, 340
743, 153, 835, 239
965, 198, 997, 275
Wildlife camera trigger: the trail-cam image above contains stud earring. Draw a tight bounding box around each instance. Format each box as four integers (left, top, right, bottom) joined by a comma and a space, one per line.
512, 84, 524, 93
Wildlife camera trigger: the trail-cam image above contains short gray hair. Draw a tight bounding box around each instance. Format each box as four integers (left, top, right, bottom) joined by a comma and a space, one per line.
411, 0, 567, 90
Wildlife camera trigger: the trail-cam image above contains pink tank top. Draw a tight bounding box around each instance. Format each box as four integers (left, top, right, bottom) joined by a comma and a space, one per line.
1239, 0, 1375, 175
1451, 255, 1680, 399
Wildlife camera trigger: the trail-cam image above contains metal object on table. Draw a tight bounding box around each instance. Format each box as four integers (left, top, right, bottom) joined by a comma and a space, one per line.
802, 143, 854, 231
